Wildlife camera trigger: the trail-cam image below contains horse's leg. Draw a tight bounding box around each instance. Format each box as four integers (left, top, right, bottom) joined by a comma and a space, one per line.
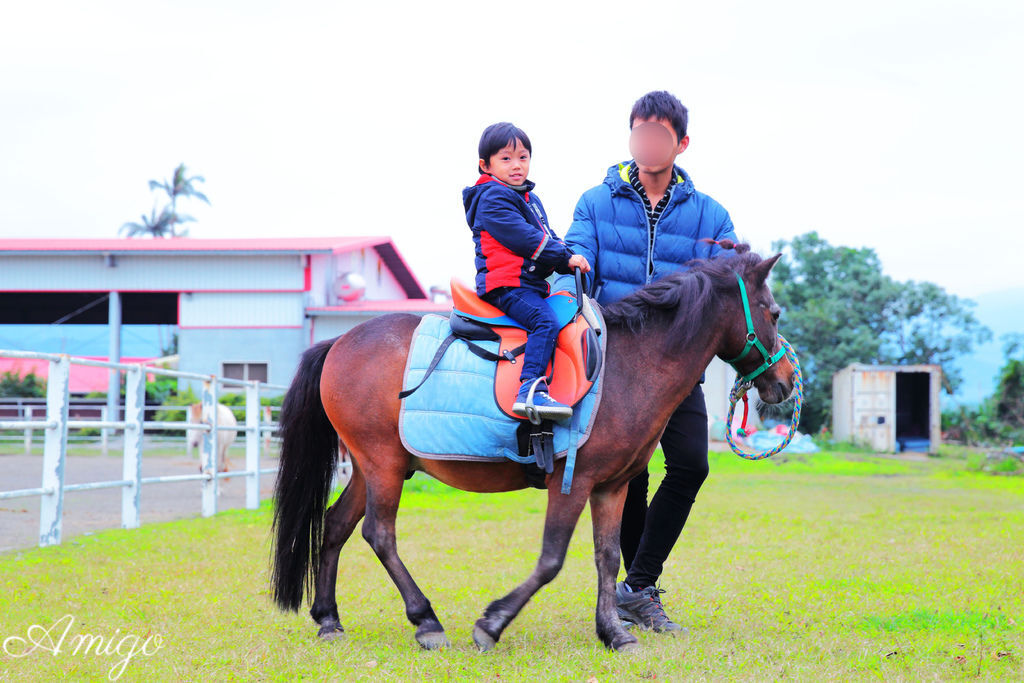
310, 462, 367, 640
361, 461, 449, 650
590, 483, 639, 651
218, 441, 232, 473
472, 483, 590, 651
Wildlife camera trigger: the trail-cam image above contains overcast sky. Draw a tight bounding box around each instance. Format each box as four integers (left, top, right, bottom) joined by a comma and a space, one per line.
2, 0, 1022, 300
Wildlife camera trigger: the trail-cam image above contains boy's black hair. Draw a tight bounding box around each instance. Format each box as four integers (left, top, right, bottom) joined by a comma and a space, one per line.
629, 91, 688, 143
478, 122, 532, 173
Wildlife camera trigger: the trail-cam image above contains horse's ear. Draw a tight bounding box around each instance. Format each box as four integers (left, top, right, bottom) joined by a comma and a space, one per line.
749, 253, 782, 287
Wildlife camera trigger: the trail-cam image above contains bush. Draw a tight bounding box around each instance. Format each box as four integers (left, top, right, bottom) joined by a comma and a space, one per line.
0, 370, 45, 397
814, 436, 877, 454
963, 451, 1023, 476
151, 388, 282, 427
965, 451, 986, 472
989, 454, 1023, 475
153, 387, 198, 426
146, 377, 177, 405
942, 403, 1005, 446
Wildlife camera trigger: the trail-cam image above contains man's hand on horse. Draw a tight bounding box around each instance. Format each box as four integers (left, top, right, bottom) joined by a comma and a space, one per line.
568, 254, 591, 273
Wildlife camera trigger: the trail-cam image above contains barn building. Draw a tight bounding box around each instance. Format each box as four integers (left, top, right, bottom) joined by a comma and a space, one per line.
0, 238, 450, 396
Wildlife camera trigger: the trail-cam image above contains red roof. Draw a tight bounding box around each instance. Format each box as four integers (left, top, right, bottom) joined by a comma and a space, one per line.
307, 300, 452, 314
0, 237, 388, 254
0, 236, 430, 299
0, 357, 158, 394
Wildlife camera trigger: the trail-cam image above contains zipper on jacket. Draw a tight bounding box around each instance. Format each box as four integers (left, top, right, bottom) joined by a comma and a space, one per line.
621, 184, 654, 283
648, 183, 679, 282
625, 182, 678, 284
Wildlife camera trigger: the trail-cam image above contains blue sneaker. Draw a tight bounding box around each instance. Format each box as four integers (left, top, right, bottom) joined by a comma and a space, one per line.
512, 379, 572, 421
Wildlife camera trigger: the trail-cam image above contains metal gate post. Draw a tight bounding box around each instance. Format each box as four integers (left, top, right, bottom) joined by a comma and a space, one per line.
200, 379, 218, 517
39, 355, 70, 546
24, 405, 33, 454
245, 381, 261, 510
100, 406, 109, 456
121, 365, 145, 529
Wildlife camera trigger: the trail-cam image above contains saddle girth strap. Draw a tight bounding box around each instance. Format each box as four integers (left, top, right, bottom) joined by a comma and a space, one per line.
562, 399, 583, 494
398, 334, 527, 399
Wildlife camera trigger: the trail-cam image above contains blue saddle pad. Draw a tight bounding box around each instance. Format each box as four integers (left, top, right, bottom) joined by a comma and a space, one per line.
452, 290, 579, 330
398, 313, 604, 466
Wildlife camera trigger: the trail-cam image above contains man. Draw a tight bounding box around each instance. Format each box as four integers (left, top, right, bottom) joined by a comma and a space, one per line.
563, 90, 738, 632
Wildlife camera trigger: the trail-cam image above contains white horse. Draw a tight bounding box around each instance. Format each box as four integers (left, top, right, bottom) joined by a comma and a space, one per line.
186, 403, 238, 472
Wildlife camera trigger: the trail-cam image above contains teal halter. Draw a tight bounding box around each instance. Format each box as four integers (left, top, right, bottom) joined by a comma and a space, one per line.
724, 272, 787, 384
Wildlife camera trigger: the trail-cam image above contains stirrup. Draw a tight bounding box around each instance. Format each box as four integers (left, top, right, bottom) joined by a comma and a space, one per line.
513, 378, 572, 425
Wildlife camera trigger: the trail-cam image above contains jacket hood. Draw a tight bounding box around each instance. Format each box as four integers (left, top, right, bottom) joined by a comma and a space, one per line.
602, 161, 694, 201
463, 174, 536, 211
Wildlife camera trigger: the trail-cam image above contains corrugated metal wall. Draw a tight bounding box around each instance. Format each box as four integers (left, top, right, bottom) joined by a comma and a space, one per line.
852, 369, 896, 452
179, 292, 304, 328
178, 327, 306, 389
310, 314, 378, 343
306, 251, 407, 307
832, 367, 853, 443
0, 254, 303, 291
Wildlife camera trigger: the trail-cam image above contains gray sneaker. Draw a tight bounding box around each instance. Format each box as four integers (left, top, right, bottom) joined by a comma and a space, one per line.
615, 581, 685, 633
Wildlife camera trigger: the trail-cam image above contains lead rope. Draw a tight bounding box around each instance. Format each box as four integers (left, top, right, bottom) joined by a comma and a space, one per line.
725, 335, 804, 460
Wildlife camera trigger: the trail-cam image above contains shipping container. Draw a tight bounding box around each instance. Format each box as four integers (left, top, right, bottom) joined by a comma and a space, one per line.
832, 363, 942, 453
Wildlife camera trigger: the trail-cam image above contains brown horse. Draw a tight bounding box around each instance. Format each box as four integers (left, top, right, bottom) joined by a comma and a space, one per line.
270, 246, 796, 652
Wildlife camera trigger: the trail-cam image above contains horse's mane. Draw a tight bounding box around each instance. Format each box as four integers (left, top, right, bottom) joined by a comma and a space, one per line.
602, 245, 766, 349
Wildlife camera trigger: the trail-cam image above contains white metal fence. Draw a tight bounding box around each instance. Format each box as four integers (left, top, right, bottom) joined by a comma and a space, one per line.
0, 349, 286, 547
0, 399, 280, 453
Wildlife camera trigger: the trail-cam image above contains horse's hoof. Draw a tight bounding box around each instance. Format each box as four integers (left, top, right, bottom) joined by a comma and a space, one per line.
606, 630, 638, 655
317, 623, 346, 641
614, 635, 640, 653
472, 625, 497, 652
416, 630, 450, 650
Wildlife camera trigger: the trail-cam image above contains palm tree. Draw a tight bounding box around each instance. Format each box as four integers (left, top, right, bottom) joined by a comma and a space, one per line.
148, 163, 210, 237
149, 163, 209, 212
119, 205, 177, 238
121, 163, 210, 238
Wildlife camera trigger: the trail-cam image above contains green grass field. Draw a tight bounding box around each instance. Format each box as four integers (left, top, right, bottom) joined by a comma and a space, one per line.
2, 450, 1022, 681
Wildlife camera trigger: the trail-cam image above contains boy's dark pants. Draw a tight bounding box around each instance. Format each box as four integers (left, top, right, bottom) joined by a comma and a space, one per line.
621, 384, 710, 589
483, 287, 559, 382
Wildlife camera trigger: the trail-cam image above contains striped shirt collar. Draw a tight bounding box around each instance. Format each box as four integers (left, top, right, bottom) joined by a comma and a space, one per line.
627, 162, 677, 223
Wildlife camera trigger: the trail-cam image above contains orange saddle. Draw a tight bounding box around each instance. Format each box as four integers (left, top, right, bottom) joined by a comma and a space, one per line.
448, 278, 603, 420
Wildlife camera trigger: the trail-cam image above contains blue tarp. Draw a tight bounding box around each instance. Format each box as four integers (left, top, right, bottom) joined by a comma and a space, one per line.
746, 429, 820, 454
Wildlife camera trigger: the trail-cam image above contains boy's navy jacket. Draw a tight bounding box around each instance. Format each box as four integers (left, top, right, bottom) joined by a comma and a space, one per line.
559, 162, 738, 306
463, 174, 574, 297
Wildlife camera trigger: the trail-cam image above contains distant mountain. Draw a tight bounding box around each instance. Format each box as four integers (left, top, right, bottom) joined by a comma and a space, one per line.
952, 287, 1024, 405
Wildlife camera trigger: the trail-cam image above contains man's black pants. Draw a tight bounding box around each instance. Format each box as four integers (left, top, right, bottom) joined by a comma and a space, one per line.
620, 384, 710, 589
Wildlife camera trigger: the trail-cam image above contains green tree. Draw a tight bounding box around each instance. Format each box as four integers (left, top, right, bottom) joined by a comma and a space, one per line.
770, 232, 901, 432
0, 370, 45, 397
942, 334, 1024, 445
884, 280, 991, 393
120, 163, 209, 238
992, 333, 1024, 437
770, 231, 990, 433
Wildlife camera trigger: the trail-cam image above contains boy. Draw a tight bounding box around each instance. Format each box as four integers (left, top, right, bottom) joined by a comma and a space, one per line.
462, 122, 590, 420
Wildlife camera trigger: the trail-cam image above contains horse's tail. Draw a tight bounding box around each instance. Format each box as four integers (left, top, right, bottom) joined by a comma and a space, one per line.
271, 337, 340, 611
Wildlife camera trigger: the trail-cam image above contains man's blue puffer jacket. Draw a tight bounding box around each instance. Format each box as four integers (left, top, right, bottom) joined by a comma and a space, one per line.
561, 161, 738, 305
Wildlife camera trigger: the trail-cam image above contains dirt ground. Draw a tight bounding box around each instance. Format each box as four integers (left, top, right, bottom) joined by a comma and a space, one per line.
0, 444, 281, 553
